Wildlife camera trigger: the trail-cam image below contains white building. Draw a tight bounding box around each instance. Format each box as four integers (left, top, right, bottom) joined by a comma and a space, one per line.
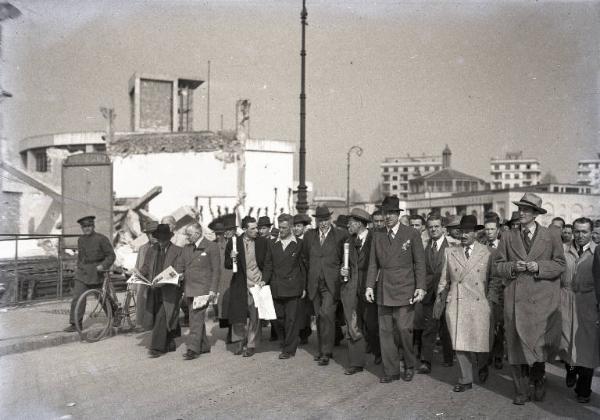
380, 151, 443, 199
577, 153, 600, 194
490, 151, 541, 190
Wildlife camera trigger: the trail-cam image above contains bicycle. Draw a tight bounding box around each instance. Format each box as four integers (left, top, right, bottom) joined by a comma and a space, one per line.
74, 270, 137, 342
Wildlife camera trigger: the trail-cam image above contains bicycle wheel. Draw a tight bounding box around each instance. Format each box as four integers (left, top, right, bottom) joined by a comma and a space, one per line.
74, 289, 113, 342
122, 288, 137, 330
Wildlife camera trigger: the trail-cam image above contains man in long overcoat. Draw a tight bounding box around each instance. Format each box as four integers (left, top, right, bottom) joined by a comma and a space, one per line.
303, 206, 348, 366
494, 193, 565, 405
141, 224, 184, 357
366, 195, 427, 383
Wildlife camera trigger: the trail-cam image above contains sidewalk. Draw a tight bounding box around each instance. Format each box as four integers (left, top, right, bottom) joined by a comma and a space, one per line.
0, 298, 79, 356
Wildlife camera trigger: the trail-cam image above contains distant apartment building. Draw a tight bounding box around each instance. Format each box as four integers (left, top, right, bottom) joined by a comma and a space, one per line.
490, 151, 541, 190
380, 151, 443, 199
577, 153, 600, 194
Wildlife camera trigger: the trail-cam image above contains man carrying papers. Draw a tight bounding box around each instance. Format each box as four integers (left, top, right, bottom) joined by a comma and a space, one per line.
139, 224, 184, 358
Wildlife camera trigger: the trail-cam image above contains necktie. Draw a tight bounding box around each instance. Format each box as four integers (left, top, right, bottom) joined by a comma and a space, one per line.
320, 232, 326, 245
464, 246, 471, 259
523, 228, 531, 252
388, 230, 395, 242
577, 247, 584, 258
432, 241, 438, 252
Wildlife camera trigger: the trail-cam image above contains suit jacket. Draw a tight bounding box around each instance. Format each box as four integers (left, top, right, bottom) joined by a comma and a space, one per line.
140, 243, 184, 331
303, 226, 349, 300
76, 232, 116, 285
180, 237, 221, 298
224, 235, 268, 324
262, 237, 306, 298
438, 242, 491, 352
366, 224, 426, 307
346, 230, 373, 302
422, 237, 448, 305
494, 222, 565, 364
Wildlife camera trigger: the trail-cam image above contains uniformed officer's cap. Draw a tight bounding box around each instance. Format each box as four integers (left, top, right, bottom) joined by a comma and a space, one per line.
77, 215, 96, 226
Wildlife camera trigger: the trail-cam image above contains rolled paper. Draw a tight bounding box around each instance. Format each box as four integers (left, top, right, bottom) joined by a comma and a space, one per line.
343, 242, 349, 282
232, 237, 238, 273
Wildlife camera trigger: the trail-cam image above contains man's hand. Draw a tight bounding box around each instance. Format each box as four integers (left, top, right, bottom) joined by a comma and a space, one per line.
256, 280, 265, 288
301, 290, 306, 299
96, 264, 104, 271
340, 267, 349, 277
410, 288, 426, 304
208, 291, 216, 301
515, 261, 528, 272
365, 287, 375, 303
525, 261, 538, 273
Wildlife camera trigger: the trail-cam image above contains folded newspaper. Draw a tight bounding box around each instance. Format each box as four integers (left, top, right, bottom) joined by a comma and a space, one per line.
127, 266, 180, 287
192, 294, 211, 310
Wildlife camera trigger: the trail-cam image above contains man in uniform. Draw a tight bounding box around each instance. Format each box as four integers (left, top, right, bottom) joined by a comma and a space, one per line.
366, 196, 427, 383
65, 215, 115, 332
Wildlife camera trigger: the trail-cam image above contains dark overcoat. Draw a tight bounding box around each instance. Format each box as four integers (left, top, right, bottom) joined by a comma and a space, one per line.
76, 232, 115, 285
366, 224, 426, 307
303, 227, 348, 300
140, 243, 184, 331
224, 235, 268, 325
494, 223, 565, 365
262, 237, 306, 299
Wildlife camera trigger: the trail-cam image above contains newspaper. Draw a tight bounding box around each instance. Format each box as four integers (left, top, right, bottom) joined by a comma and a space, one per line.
192, 294, 211, 310
248, 285, 277, 320
127, 266, 180, 287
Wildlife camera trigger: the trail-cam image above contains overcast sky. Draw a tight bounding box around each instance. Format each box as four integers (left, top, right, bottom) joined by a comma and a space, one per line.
2, 0, 599, 199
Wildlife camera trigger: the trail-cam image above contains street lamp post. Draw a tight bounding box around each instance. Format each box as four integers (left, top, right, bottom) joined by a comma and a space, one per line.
295, 0, 309, 215
346, 145, 363, 212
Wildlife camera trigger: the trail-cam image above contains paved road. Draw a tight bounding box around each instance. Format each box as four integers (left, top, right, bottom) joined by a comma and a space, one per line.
1, 321, 599, 419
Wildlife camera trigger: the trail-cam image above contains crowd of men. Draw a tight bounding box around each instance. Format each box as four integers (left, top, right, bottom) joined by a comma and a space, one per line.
65, 192, 600, 406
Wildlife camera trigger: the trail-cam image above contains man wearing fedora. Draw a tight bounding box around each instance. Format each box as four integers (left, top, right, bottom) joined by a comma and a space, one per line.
303, 206, 348, 366
494, 192, 565, 405
293, 214, 311, 240
180, 223, 221, 360
134, 220, 158, 331
65, 215, 116, 332
434, 215, 494, 392
257, 216, 273, 239
339, 208, 379, 374
444, 215, 462, 246
293, 213, 314, 344
140, 224, 184, 358
366, 195, 427, 383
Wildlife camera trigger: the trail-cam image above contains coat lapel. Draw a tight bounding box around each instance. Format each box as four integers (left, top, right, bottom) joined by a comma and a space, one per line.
451, 246, 467, 270
527, 223, 548, 260
508, 229, 528, 261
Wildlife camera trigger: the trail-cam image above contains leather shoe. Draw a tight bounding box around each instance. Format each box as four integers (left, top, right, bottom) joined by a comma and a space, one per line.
565, 366, 577, 388
442, 361, 453, 367
513, 394, 530, 405
242, 348, 255, 357
318, 356, 330, 366
493, 357, 503, 370
532, 378, 546, 401
148, 349, 163, 358
313, 353, 323, 362
402, 368, 415, 382
344, 366, 364, 375
200, 348, 211, 354
380, 374, 401, 383
453, 383, 473, 392
168, 340, 176, 352
478, 365, 489, 383
63, 324, 77, 333
279, 352, 293, 359
577, 395, 591, 404
374, 355, 382, 365
417, 362, 431, 374
183, 350, 199, 360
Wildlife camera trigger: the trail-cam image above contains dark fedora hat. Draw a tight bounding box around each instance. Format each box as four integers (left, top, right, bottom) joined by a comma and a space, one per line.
335, 214, 349, 228
349, 208, 371, 224
257, 216, 273, 227
508, 211, 520, 225
313, 206, 333, 219
142, 220, 159, 233
458, 215, 483, 231
381, 195, 403, 212
512, 192, 547, 214
77, 215, 96, 225
152, 224, 174, 240
221, 214, 237, 230
293, 213, 311, 226
208, 217, 226, 234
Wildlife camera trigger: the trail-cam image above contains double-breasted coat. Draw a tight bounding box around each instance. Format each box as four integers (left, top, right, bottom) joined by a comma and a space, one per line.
140, 243, 184, 331
560, 242, 600, 369
366, 224, 426, 307
180, 237, 221, 298
437, 242, 492, 352
494, 223, 566, 365
303, 227, 348, 300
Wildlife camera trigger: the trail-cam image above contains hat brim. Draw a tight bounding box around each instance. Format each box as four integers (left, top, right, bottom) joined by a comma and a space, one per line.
152, 232, 174, 240
313, 212, 333, 219
458, 224, 484, 231
512, 201, 547, 214
381, 207, 403, 213
349, 215, 371, 224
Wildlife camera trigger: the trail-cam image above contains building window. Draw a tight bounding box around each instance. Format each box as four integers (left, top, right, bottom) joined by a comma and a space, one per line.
402, 184, 407, 191
392, 176, 398, 181
494, 164, 499, 170
504, 173, 510, 179
392, 185, 398, 191
514, 183, 520, 188
403, 167, 408, 172
526, 164, 531, 170
504, 184, 510, 189
401, 175, 407, 181
383, 167, 389, 173
393, 167, 398, 172
34, 150, 49, 173
514, 173, 520, 179
424, 166, 430, 172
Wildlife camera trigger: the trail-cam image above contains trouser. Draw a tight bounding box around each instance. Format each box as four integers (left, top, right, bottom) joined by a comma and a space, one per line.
273, 296, 301, 354
180, 298, 190, 326
312, 277, 337, 356
69, 280, 102, 325
149, 290, 178, 353
357, 298, 380, 357
186, 297, 211, 354
574, 366, 594, 398
456, 351, 488, 384
439, 315, 454, 363
298, 296, 313, 341
510, 362, 545, 397
378, 304, 416, 375
420, 303, 453, 364
490, 302, 504, 362
135, 285, 148, 329
341, 289, 366, 368
232, 291, 261, 349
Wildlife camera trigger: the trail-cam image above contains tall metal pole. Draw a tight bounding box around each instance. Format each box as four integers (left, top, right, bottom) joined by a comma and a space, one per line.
207, 60, 211, 131
346, 145, 363, 212
295, 0, 309, 214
